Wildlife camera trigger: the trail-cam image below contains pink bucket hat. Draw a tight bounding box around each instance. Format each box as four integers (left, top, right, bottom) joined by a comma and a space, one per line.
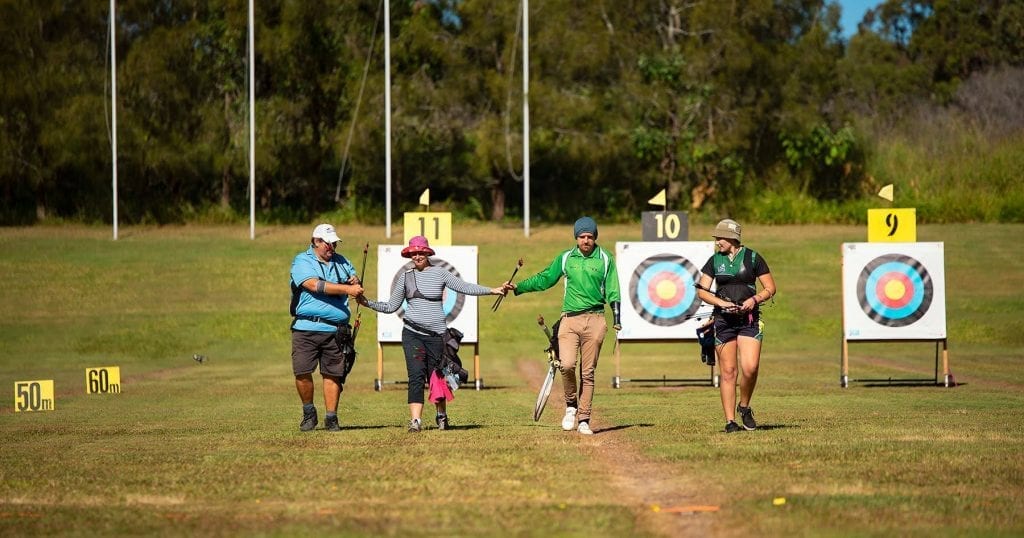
401, 235, 435, 258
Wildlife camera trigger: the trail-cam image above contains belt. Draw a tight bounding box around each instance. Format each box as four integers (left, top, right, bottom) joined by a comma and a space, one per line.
294, 315, 346, 328
565, 307, 604, 317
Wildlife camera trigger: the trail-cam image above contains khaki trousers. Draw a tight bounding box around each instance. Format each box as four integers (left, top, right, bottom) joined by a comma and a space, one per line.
557, 312, 607, 422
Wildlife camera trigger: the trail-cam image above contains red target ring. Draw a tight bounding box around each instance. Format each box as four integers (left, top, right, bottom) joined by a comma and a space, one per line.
874, 272, 914, 309
646, 272, 686, 308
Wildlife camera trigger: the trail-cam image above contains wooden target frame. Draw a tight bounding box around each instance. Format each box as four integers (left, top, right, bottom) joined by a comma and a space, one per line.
840, 242, 952, 387
611, 241, 719, 388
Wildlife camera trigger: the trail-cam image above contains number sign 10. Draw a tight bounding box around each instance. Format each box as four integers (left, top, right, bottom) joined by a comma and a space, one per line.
641, 211, 689, 241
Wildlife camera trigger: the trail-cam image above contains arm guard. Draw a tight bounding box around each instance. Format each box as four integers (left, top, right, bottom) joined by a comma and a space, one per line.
610, 301, 621, 328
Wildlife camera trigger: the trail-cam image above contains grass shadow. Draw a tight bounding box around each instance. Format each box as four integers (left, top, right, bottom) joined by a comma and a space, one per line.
596, 423, 654, 433
859, 382, 950, 388
754, 424, 795, 431
444, 424, 484, 431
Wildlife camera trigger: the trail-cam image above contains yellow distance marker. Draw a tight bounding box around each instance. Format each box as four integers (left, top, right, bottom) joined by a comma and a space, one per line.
403, 212, 452, 246
86, 366, 122, 394
867, 208, 916, 242
13, 380, 55, 412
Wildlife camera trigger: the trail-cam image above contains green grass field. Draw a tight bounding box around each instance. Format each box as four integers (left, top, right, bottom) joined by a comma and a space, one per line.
1, 223, 1023, 537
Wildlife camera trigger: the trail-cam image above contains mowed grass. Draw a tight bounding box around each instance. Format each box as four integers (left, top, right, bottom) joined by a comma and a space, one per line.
1, 222, 1023, 537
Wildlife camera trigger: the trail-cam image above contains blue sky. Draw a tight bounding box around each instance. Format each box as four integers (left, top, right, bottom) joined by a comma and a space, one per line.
837, 0, 883, 38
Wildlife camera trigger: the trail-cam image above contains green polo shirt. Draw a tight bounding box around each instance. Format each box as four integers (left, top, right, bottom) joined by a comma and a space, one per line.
515, 245, 620, 313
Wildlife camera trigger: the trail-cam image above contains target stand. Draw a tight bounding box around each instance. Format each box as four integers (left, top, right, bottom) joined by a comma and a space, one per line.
373, 245, 485, 392
840, 338, 950, 388
611, 339, 719, 388
840, 242, 952, 388
611, 241, 719, 389
374, 341, 483, 391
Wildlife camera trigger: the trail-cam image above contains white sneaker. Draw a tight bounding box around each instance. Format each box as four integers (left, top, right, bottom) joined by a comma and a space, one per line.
577, 422, 593, 435
561, 407, 577, 431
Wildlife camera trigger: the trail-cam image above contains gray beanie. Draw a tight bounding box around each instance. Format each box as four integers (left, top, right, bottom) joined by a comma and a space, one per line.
573, 216, 598, 238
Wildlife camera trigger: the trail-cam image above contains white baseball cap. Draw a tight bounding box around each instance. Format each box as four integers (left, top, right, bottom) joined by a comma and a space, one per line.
312, 223, 341, 244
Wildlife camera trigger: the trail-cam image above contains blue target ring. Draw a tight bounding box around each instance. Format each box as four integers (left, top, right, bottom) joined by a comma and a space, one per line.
857, 254, 932, 327
629, 254, 701, 326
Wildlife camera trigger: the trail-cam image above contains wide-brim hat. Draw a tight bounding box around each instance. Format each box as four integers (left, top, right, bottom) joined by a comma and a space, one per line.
401, 235, 435, 258
712, 219, 741, 241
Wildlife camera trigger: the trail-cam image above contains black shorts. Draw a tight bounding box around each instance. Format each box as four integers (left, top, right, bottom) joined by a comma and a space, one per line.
714, 312, 763, 344
291, 330, 346, 378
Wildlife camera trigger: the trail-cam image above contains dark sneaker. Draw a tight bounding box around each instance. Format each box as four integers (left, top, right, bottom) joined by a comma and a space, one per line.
408, 418, 422, 433
435, 414, 448, 431
724, 420, 742, 433
324, 415, 341, 432
300, 409, 318, 432
737, 405, 757, 431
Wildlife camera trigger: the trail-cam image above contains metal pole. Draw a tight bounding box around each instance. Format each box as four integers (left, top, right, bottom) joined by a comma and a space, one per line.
110, 0, 118, 240
248, 0, 256, 240
522, 0, 530, 237
384, 0, 392, 238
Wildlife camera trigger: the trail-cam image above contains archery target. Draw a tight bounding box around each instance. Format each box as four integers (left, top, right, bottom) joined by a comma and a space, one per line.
842, 243, 946, 340
615, 242, 715, 340
630, 255, 702, 325
376, 245, 479, 343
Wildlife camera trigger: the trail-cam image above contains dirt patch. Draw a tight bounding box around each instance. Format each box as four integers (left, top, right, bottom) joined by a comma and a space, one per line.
516, 358, 720, 537
578, 434, 718, 536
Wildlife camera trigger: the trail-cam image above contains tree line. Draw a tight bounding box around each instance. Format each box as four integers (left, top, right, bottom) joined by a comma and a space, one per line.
1, 0, 1022, 226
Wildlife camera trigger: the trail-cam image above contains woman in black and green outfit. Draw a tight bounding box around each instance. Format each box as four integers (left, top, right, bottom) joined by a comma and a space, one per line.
697, 219, 777, 433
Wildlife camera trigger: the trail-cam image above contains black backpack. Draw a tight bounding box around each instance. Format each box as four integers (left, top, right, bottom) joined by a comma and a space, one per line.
441, 327, 469, 383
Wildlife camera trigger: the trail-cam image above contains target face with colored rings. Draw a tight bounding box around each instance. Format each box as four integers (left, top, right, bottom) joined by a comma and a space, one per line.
629, 254, 701, 326
391, 259, 465, 324
857, 253, 933, 327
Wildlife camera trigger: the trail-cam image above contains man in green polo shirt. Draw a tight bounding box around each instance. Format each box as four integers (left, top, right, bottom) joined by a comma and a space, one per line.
509, 216, 621, 435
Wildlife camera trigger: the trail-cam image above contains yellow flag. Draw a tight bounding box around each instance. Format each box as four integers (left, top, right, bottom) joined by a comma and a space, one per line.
648, 189, 666, 207
878, 184, 894, 202
419, 188, 430, 207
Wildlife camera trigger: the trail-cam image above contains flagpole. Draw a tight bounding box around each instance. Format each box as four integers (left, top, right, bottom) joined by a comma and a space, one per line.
384, 0, 393, 238
248, 0, 256, 240
110, 0, 118, 240
522, 0, 530, 237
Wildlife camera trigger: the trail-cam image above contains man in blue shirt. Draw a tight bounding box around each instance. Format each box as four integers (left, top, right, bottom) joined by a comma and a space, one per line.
290, 224, 364, 431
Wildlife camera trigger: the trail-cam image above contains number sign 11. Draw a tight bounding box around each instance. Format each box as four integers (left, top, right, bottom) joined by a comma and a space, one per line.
403, 212, 452, 246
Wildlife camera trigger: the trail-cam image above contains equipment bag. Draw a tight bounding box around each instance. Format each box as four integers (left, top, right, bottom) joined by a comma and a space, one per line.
696, 318, 716, 366
335, 323, 357, 382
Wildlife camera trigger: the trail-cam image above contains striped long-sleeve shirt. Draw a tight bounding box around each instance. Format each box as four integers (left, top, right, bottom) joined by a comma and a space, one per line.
366, 265, 492, 336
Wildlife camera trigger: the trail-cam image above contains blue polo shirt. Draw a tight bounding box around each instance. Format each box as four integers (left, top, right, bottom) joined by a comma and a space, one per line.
290, 247, 357, 332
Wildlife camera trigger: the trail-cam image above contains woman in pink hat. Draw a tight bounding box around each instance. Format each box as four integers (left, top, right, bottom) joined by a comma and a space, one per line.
358, 236, 508, 432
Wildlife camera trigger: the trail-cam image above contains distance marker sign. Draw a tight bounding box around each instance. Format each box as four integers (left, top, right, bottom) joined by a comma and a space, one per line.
14, 380, 55, 412
842, 242, 946, 340
615, 241, 714, 340
86, 366, 121, 394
